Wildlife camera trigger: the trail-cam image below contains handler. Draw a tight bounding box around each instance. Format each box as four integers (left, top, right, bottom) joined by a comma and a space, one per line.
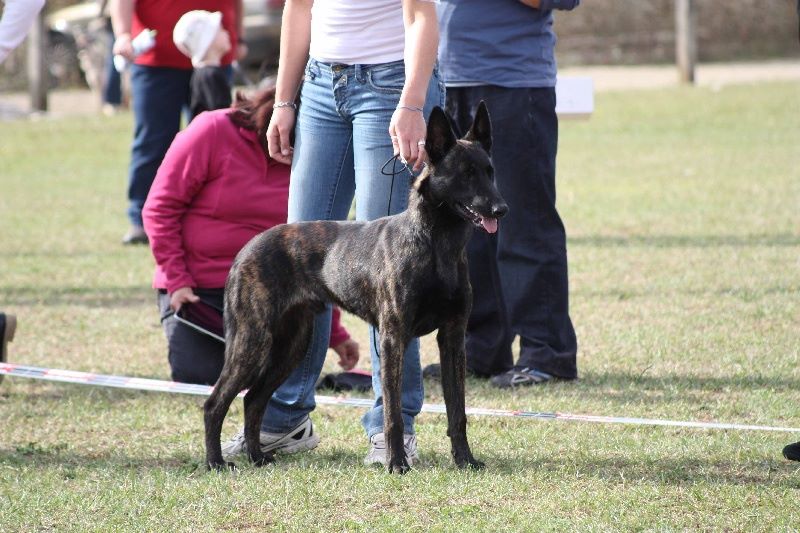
261, 0, 443, 466
425, 0, 580, 388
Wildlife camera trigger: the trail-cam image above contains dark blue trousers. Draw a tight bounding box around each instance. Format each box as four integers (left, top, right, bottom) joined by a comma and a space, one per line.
102, 20, 121, 106
446, 86, 578, 379
127, 65, 192, 226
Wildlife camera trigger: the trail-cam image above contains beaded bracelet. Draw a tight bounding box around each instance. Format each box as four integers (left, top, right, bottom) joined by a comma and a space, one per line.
274, 101, 297, 109
397, 105, 424, 113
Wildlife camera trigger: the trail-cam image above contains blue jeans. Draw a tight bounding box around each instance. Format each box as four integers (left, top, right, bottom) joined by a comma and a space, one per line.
260, 58, 445, 436
102, 21, 121, 106
127, 65, 192, 227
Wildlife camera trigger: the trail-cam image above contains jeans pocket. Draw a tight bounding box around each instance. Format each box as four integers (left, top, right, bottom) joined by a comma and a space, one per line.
367, 64, 406, 94
304, 60, 319, 82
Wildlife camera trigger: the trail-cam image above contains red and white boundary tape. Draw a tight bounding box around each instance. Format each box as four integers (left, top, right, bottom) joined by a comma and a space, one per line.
2, 362, 799, 433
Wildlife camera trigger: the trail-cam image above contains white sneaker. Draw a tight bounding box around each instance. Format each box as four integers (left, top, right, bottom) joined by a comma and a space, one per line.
221, 416, 320, 460
363, 432, 418, 467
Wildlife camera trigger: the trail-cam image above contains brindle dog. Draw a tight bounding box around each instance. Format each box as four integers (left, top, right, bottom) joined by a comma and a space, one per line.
204, 102, 508, 474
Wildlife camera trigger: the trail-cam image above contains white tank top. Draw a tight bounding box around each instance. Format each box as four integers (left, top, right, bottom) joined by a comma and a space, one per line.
310, 0, 434, 65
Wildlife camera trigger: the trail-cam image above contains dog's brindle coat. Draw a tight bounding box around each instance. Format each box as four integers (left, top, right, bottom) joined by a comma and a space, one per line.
204, 102, 508, 474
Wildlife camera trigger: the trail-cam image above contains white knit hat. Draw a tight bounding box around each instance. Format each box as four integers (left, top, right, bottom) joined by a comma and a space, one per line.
173, 10, 222, 67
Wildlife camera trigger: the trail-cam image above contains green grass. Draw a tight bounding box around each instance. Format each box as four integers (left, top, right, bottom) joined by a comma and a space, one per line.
1, 81, 799, 531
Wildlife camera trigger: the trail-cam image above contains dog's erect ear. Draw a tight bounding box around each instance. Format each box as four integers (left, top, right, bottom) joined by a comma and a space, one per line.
463, 101, 492, 155
425, 107, 457, 166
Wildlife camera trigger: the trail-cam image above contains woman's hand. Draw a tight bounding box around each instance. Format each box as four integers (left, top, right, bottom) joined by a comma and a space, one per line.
170, 286, 200, 312
332, 338, 360, 371
266, 107, 296, 165
389, 107, 428, 173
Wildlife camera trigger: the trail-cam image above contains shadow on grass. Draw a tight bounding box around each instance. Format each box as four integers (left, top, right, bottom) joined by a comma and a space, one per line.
569, 233, 800, 248
1, 379, 195, 407
0, 446, 368, 477
2, 445, 797, 487
0, 445, 202, 474
415, 450, 800, 487
0, 286, 152, 308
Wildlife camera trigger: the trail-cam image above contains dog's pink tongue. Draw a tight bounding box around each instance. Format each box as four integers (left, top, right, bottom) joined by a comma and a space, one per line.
481, 217, 498, 234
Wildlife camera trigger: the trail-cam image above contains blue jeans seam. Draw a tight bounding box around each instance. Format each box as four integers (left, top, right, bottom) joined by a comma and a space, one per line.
329, 133, 354, 216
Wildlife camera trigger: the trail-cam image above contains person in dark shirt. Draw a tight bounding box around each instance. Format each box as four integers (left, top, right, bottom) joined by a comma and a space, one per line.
425, 0, 581, 388
172, 9, 232, 119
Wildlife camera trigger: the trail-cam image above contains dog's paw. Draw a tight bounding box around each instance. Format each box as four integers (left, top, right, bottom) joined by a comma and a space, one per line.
386, 458, 411, 475
251, 452, 276, 467
207, 461, 237, 472
454, 455, 485, 471
465, 458, 485, 471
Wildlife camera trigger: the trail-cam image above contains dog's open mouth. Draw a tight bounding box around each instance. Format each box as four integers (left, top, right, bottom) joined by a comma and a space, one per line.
455, 203, 498, 234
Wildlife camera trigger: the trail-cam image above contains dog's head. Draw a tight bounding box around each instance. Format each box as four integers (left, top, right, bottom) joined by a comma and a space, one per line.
417, 102, 508, 233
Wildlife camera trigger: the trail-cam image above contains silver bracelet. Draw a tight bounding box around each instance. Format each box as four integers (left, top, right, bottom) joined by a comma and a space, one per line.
397, 105, 424, 113
274, 101, 297, 109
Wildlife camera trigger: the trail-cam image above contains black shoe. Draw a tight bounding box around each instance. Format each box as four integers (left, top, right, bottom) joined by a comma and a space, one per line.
122, 225, 148, 245
783, 442, 800, 462
0, 312, 17, 384
489, 366, 561, 389
422, 363, 489, 380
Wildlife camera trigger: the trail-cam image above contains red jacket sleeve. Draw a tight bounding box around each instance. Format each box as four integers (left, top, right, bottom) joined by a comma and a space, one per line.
142, 113, 217, 293
328, 307, 351, 348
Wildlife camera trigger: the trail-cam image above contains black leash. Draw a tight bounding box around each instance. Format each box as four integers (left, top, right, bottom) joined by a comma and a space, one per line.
380, 153, 416, 217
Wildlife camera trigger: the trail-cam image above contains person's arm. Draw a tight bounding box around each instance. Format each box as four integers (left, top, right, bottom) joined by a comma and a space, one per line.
142, 116, 217, 310
266, 0, 312, 165
329, 307, 359, 370
110, 0, 135, 60
0, 0, 46, 64
519, 0, 580, 10
390, 0, 439, 172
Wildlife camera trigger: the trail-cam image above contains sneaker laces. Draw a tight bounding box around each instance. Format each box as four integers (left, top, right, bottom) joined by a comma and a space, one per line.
223, 429, 246, 448
370, 433, 418, 455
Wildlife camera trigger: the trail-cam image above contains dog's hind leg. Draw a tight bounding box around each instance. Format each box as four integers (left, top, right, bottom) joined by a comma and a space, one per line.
204, 370, 246, 470
242, 377, 275, 467
437, 317, 484, 470
242, 306, 313, 467
204, 327, 271, 471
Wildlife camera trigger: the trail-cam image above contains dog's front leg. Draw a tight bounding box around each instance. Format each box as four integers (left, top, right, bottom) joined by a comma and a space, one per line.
378, 327, 410, 474
437, 317, 484, 470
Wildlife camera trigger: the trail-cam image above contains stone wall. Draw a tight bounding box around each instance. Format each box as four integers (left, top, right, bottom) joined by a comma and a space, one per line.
554, 0, 800, 65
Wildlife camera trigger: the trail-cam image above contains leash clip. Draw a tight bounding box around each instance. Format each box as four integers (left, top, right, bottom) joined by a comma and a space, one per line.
380, 153, 416, 178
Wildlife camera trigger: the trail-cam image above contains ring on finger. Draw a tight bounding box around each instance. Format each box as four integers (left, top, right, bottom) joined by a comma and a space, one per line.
417, 140, 426, 146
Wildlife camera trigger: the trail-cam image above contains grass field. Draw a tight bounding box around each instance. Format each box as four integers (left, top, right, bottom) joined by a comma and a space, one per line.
1, 80, 799, 531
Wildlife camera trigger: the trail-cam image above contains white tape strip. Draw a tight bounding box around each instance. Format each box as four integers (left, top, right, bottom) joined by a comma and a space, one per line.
2, 363, 798, 433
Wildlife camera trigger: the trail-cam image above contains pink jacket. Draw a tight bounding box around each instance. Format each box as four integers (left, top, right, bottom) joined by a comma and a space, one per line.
143, 109, 350, 346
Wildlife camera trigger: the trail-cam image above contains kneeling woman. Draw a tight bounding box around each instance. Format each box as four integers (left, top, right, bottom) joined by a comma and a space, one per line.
143, 87, 359, 388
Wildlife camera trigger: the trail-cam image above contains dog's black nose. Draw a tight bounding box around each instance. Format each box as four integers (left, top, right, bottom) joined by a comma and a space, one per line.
492, 203, 509, 218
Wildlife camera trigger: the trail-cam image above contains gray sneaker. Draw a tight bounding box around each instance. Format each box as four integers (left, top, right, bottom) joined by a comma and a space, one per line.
363, 432, 418, 467
221, 416, 320, 460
